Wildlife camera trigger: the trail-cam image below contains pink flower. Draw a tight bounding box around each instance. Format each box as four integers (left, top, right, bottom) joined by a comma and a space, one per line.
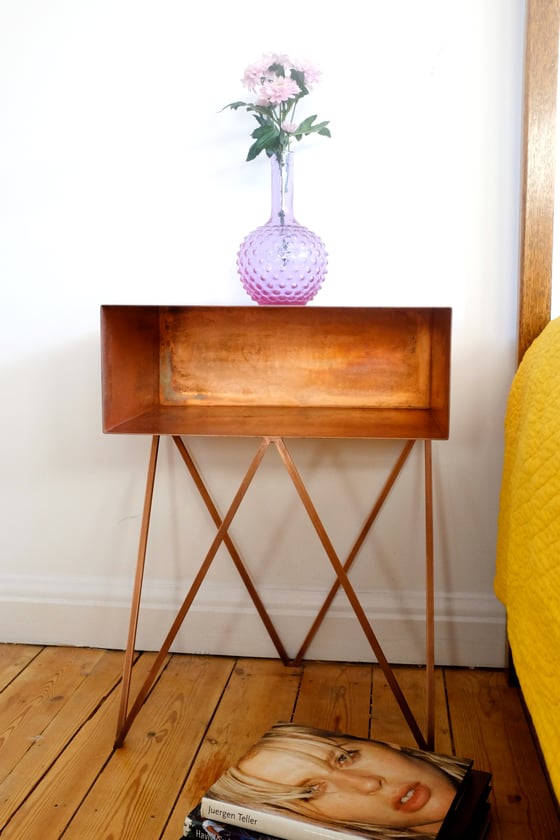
225, 52, 330, 162
242, 59, 270, 92
257, 76, 300, 105
266, 52, 292, 71
242, 53, 291, 91
293, 58, 322, 87
281, 121, 299, 134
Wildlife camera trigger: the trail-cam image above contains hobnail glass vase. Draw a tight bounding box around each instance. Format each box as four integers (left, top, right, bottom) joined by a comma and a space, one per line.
237, 152, 328, 305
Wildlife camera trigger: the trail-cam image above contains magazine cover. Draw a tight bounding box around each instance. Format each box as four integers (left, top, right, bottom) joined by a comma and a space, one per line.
186, 771, 491, 840
200, 723, 473, 840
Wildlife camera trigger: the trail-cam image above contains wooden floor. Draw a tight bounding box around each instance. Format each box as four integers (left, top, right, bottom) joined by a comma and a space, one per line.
0, 645, 558, 839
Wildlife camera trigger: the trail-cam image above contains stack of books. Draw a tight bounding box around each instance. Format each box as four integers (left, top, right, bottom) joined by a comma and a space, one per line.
182, 723, 491, 840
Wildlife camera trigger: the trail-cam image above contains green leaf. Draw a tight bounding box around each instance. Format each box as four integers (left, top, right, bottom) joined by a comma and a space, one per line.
291, 116, 332, 141
268, 62, 286, 77
246, 141, 262, 162
309, 120, 331, 135
247, 138, 280, 161
221, 101, 249, 112
246, 123, 281, 161
250, 124, 279, 144
290, 68, 308, 96
295, 114, 319, 134
249, 105, 275, 118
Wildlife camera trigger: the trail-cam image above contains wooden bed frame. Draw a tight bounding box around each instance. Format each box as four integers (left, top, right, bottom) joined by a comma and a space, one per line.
507, 0, 559, 797
518, 0, 558, 360
507, 0, 558, 682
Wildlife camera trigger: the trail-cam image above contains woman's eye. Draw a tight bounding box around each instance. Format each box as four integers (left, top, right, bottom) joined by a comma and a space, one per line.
304, 782, 324, 798
336, 749, 359, 766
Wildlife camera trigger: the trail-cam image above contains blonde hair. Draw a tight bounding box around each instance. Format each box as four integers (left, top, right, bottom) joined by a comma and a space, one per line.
208, 724, 468, 840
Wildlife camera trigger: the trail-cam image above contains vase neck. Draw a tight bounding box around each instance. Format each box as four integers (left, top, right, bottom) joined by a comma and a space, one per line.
269, 152, 295, 225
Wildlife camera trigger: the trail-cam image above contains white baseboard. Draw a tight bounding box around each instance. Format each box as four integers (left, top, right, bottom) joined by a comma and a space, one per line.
0, 573, 507, 667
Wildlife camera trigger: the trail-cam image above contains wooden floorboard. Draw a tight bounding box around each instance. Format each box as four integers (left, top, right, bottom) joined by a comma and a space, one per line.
0, 645, 558, 839
445, 668, 560, 838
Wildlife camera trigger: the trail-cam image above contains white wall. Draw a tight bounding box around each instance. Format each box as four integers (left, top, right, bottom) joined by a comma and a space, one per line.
0, 0, 525, 666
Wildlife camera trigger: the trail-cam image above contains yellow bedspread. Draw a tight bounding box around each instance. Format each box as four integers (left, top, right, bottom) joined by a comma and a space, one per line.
495, 317, 560, 802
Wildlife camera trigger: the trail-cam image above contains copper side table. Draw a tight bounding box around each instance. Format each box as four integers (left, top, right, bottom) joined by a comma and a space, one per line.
100, 305, 451, 750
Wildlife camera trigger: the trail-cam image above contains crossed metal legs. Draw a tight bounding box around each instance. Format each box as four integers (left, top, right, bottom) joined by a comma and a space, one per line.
114, 435, 435, 751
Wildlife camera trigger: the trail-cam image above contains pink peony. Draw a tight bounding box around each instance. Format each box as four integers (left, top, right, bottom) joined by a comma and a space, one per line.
281, 121, 299, 134
293, 58, 322, 87
242, 53, 291, 91
257, 76, 300, 105
242, 60, 270, 92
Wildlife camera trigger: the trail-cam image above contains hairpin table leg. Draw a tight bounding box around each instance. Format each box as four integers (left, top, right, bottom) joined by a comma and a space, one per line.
424, 439, 435, 751
115, 435, 160, 748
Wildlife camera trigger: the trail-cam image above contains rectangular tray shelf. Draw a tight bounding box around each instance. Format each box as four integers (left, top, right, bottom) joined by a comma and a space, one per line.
101, 305, 451, 440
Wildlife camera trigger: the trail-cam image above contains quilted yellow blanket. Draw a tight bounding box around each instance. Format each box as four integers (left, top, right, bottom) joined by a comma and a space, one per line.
495, 317, 560, 802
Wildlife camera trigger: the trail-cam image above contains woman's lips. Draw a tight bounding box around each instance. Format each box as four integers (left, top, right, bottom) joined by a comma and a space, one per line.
394, 781, 431, 813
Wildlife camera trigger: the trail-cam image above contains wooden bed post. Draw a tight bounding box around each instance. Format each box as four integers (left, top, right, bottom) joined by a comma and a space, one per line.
517, 0, 559, 362
507, 0, 559, 684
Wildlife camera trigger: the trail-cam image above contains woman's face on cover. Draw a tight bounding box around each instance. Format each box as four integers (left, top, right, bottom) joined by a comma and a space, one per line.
238, 738, 457, 830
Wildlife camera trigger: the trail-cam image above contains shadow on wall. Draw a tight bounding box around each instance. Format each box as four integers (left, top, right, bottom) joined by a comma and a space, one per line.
0, 331, 148, 575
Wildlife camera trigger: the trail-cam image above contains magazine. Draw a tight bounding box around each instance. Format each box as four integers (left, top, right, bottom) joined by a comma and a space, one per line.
198, 723, 474, 840
185, 769, 491, 840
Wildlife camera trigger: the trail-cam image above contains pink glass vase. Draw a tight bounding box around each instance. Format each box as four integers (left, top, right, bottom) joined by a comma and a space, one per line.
237, 152, 328, 305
